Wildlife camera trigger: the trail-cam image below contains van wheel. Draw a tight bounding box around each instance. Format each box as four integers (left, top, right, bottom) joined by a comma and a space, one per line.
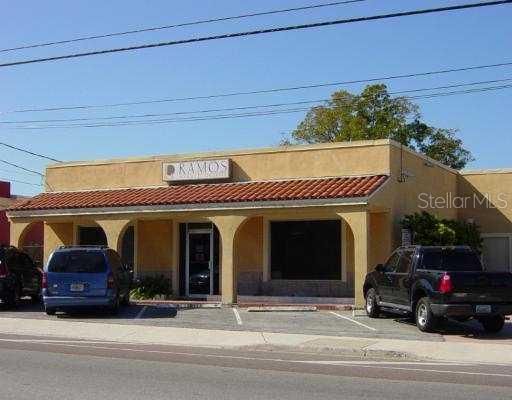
121, 292, 130, 306
45, 306, 56, 316
31, 293, 42, 303
415, 297, 438, 332
365, 288, 380, 318
109, 296, 120, 315
480, 315, 505, 333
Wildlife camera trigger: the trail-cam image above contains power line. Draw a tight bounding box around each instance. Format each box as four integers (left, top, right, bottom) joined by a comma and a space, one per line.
1, 1, 510, 69
0, 142, 61, 162
12, 83, 512, 130
3, 61, 512, 115
410, 83, 512, 99
0, 1, 366, 53
2, 77, 511, 125
14, 108, 312, 129
0, 177, 42, 187
0, 166, 36, 176
1, 100, 326, 124
0, 159, 44, 176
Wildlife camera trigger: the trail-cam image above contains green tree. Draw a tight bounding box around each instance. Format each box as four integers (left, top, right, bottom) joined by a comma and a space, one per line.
401, 211, 482, 252
283, 84, 474, 169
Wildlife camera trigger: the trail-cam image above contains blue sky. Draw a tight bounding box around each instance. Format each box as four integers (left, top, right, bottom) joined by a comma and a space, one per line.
0, 0, 511, 195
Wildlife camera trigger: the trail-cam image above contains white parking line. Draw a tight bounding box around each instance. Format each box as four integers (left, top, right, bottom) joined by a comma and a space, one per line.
232, 308, 243, 325
329, 311, 377, 331
135, 306, 147, 320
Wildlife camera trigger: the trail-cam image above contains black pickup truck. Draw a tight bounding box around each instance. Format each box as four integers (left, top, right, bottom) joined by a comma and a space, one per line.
363, 246, 512, 333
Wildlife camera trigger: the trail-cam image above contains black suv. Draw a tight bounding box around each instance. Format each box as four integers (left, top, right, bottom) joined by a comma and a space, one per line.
363, 246, 512, 333
0, 246, 42, 307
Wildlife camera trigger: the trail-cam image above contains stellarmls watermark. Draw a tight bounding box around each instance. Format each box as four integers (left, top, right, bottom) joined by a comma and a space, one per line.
418, 192, 509, 209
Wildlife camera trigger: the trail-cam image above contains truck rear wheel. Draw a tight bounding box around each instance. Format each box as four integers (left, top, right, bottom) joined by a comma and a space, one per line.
415, 297, 438, 332
480, 315, 505, 334
365, 288, 380, 318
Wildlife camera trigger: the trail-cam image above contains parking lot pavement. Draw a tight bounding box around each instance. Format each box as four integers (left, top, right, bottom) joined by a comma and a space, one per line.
2, 299, 511, 343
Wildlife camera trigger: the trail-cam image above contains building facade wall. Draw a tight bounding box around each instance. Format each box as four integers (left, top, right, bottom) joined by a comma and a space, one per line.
236, 217, 264, 295
11, 139, 512, 301
44, 141, 392, 192
44, 222, 74, 263
137, 219, 173, 278
457, 171, 512, 233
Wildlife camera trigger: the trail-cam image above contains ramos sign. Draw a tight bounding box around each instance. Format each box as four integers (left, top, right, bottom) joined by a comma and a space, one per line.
163, 159, 231, 182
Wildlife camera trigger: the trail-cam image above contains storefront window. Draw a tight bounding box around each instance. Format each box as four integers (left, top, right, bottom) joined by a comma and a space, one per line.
270, 220, 341, 280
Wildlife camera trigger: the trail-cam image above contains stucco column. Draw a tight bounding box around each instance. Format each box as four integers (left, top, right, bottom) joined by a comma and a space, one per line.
208, 215, 247, 305
10, 220, 31, 248
44, 222, 74, 264
171, 220, 180, 296
95, 218, 132, 252
338, 211, 369, 308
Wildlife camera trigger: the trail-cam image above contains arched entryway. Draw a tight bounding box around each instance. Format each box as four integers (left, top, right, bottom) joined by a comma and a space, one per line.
18, 221, 44, 267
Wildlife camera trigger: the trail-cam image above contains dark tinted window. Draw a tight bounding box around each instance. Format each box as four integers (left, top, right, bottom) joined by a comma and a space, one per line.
384, 252, 400, 273
20, 253, 34, 270
271, 220, 341, 280
396, 251, 414, 274
420, 249, 482, 272
48, 251, 107, 273
5, 251, 19, 269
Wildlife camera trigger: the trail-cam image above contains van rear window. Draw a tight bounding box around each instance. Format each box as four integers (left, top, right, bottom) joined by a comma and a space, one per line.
48, 251, 107, 273
420, 249, 482, 272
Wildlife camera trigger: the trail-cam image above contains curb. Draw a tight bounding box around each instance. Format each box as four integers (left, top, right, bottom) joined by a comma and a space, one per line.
246, 306, 318, 312
239, 343, 412, 360
131, 300, 354, 311
131, 300, 221, 309
240, 303, 354, 311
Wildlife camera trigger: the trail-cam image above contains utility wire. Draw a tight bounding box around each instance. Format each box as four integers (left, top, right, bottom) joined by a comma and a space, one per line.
12, 83, 512, 130
410, 83, 512, 99
0, 1, 510, 69
0, 177, 42, 187
0, 159, 44, 176
2, 77, 511, 125
14, 108, 312, 129
0, 1, 366, 53
3, 61, 512, 115
0, 142, 61, 162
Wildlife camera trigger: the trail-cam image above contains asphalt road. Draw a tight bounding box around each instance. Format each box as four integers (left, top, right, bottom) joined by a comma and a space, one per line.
0, 333, 511, 400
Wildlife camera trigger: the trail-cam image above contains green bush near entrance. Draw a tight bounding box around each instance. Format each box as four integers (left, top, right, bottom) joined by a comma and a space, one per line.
130, 275, 173, 300
401, 211, 482, 252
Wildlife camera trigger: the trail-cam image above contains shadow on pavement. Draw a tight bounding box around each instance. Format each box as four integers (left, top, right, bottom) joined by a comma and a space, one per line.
55, 304, 178, 320
1, 300, 178, 320
390, 314, 512, 340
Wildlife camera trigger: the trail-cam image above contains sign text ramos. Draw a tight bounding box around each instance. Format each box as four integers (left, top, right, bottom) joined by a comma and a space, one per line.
163, 159, 231, 182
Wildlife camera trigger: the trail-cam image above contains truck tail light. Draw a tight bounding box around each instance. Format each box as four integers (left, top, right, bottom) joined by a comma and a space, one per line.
42, 272, 48, 289
107, 273, 115, 289
0, 262, 9, 278
438, 273, 454, 294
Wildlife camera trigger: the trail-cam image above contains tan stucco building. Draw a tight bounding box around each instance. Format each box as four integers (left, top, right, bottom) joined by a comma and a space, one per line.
7, 139, 512, 306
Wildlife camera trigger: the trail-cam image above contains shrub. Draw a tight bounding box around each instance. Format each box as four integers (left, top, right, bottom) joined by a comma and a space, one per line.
130, 275, 173, 300
401, 211, 482, 252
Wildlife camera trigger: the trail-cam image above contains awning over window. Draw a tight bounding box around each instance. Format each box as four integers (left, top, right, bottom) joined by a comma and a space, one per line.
9, 175, 388, 213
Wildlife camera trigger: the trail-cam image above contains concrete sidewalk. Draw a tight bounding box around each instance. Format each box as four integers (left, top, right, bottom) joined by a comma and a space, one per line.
1, 317, 510, 364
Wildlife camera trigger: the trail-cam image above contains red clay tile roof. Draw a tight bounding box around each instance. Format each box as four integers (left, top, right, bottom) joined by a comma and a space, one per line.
9, 175, 388, 212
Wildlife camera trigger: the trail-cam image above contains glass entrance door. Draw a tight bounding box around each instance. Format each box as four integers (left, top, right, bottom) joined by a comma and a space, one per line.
186, 229, 213, 297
